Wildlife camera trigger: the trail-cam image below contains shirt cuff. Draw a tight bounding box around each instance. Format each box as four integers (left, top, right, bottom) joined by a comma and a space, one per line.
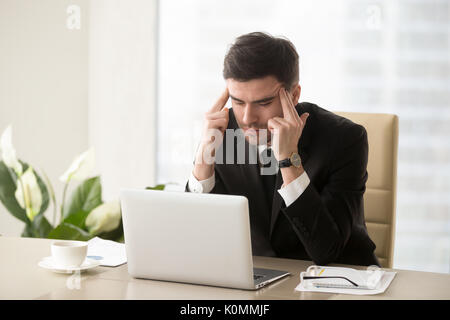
277, 171, 310, 207
188, 171, 216, 193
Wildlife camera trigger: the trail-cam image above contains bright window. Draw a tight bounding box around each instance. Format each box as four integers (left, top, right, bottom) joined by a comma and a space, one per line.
157, 0, 450, 273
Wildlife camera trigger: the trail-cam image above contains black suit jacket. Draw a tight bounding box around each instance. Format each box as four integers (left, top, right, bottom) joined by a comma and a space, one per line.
187, 102, 379, 267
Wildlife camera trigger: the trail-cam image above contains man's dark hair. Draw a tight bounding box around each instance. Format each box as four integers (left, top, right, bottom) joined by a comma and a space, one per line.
223, 32, 299, 88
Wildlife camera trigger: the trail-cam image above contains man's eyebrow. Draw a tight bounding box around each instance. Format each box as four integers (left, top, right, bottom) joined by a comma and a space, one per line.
230, 95, 277, 104
229, 95, 245, 103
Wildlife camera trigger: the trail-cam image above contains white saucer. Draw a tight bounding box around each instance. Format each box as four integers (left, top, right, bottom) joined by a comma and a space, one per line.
38, 256, 101, 273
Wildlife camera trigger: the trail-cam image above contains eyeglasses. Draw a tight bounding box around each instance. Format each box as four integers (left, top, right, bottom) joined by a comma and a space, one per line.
302, 276, 359, 287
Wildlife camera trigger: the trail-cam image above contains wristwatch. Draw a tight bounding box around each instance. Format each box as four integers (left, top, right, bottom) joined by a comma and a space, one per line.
278, 152, 302, 168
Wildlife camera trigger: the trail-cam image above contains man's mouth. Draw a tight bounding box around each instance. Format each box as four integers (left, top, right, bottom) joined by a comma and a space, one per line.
243, 128, 266, 135
244, 128, 258, 135
241, 128, 272, 146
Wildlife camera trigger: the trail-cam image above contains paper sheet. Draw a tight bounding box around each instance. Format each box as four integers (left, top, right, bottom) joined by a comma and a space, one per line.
86, 237, 127, 267
295, 271, 396, 295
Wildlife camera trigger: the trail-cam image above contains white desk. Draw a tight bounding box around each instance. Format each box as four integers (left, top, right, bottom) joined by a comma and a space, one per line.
1, 237, 449, 300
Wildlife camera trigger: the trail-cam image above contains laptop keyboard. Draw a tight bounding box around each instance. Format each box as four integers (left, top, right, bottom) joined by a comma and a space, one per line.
253, 275, 264, 281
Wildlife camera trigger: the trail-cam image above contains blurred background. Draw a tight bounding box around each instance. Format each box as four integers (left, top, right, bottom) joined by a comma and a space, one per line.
0, 0, 449, 273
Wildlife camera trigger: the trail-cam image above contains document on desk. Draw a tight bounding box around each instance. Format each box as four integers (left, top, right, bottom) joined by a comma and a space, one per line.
295, 265, 396, 295
87, 237, 127, 267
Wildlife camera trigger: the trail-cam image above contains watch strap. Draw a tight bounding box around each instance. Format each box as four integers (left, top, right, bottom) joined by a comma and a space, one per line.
278, 158, 292, 168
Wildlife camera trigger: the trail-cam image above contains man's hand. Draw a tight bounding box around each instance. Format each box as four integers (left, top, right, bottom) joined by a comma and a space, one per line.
268, 87, 309, 161
193, 88, 230, 181
268, 87, 309, 186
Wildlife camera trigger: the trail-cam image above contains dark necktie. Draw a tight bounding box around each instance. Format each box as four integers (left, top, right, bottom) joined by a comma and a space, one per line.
259, 148, 278, 214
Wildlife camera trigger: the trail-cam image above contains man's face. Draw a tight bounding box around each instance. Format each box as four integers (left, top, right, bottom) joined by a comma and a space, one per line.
227, 75, 300, 146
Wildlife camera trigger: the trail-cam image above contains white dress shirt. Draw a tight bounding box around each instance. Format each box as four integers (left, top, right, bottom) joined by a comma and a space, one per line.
188, 146, 310, 207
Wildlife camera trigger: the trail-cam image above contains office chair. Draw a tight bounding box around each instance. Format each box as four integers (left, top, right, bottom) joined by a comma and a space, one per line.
334, 112, 399, 268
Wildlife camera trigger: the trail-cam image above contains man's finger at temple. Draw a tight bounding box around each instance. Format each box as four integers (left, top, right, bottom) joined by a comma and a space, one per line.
280, 87, 300, 123
210, 88, 230, 113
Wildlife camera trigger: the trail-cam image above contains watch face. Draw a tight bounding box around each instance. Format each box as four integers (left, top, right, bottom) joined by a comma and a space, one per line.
290, 153, 302, 167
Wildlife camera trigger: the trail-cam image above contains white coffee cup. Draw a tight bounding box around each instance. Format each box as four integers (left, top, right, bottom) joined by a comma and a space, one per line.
51, 241, 88, 268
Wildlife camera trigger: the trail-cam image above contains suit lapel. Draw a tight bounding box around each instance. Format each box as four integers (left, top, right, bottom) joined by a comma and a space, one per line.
269, 172, 284, 238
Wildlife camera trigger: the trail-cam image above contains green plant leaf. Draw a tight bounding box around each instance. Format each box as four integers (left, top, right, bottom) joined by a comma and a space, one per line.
63, 176, 102, 219
34, 214, 53, 237
19, 161, 50, 217
145, 184, 165, 190
62, 210, 90, 229
33, 167, 50, 216
21, 223, 34, 237
0, 161, 27, 222
21, 214, 53, 238
22, 214, 53, 238
0, 161, 50, 224
96, 218, 124, 242
116, 234, 124, 243
47, 222, 92, 241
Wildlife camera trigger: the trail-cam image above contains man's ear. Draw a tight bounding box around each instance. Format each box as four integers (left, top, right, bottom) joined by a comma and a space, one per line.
291, 84, 301, 104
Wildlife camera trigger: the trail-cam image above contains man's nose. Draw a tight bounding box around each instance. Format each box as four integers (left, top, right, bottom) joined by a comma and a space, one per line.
242, 104, 258, 126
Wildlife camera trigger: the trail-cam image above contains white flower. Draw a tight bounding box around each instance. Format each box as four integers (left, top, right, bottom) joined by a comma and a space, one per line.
59, 148, 95, 183
15, 167, 42, 221
85, 200, 121, 235
0, 125, 23, 175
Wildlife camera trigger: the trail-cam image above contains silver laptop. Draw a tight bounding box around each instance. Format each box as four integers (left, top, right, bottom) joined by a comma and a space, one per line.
120, 189, 290, 290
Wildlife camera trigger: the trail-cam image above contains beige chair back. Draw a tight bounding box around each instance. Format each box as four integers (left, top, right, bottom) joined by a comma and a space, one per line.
334, 112, 399, 268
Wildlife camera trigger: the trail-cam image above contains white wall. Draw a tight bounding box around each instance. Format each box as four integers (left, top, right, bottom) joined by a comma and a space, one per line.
0, 0, 159, 236
88, 0, 158, 201
0, 0, 89, 235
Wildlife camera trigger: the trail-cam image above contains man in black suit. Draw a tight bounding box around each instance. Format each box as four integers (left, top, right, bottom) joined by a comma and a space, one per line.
186, 32, 379, 267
